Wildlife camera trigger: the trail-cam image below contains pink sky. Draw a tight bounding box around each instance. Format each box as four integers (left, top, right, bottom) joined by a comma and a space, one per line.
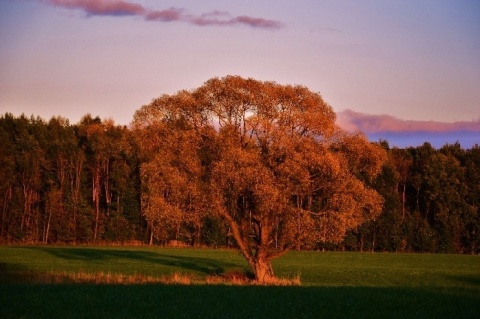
337, 109, 480, 133
1, 1, 479, 147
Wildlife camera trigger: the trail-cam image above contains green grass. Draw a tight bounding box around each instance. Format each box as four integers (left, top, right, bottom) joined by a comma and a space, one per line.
0, 246, 249, 279
1, 246, 479, 318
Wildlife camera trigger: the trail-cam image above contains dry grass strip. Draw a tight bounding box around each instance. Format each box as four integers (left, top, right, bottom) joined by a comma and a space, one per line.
6, 270, 301, 286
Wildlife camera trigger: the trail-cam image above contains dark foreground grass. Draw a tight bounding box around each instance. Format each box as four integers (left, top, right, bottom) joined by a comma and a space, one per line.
1, 246, 479, 318
1, 284, 479, 319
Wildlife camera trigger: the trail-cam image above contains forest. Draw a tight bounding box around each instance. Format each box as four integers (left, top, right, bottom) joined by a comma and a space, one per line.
1, 78, 479, 256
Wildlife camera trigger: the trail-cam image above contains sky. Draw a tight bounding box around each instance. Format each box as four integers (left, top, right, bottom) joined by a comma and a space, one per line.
1, 0, 479, 148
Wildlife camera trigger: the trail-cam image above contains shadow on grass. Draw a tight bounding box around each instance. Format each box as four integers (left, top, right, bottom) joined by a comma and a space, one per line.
0, 284, 479, 319
7, 246, 244, 278
447, 275, 480, 287
0, 262, 31, 283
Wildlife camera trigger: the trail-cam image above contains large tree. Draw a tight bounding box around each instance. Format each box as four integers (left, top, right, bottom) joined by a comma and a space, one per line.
133, 76, 386, 282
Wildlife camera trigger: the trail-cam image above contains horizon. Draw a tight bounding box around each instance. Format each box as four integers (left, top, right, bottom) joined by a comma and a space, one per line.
2, 106, 478, 149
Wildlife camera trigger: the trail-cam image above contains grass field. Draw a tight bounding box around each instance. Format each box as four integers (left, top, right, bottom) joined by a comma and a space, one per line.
1, 246, 479, 318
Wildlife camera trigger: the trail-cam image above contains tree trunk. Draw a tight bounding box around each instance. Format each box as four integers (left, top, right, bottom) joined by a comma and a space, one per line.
296, 195, 301, 251
371, 221, 376, 253
103, 159, 111, 217
253, 256, 275, 283
93, 166, 101, 242
149, 223, 154, 246
221, 209, 278, 283
70, 152, 84, 245
1, 187, 12, 240
44, 207, 52, 244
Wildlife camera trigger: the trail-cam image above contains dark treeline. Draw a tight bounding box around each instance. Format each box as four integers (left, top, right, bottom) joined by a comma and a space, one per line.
0, 113, 479, 254
0, 114, 143, 245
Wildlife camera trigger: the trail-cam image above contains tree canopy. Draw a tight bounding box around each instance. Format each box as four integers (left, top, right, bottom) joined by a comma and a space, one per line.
133, 76, 386, 282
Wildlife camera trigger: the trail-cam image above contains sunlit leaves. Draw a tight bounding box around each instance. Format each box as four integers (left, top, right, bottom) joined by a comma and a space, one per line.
133, 76, 387, 281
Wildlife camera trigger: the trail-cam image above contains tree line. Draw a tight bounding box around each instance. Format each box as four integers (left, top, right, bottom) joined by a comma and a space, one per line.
1, 78, 478, 257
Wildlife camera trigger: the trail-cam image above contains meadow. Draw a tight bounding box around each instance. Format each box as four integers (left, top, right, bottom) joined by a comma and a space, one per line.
1, 246, 479, 318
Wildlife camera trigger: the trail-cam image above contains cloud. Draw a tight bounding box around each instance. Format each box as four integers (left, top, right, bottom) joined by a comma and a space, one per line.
145, 8, 184, 22
43, 0, 284, 29
188, 11, 231, 26
46, 0, 145, 16
231, 16, 284, 29
336, 109, 480, 133
187, 11, 284, 28
336, 109, 480, 148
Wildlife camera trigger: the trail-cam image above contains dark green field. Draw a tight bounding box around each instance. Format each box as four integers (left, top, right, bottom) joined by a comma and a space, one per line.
1, 246, 479, 318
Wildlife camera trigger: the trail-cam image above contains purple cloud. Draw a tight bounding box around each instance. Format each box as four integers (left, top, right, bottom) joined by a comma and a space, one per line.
145, 8, 184, 22
189, 11, 284, 29
43, 0, 284, 29
231, 16, 284, 29
46, 0, 145, 16
336, 110, 480, 148
336, 109, 480, 133
188, 11, 231, 26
